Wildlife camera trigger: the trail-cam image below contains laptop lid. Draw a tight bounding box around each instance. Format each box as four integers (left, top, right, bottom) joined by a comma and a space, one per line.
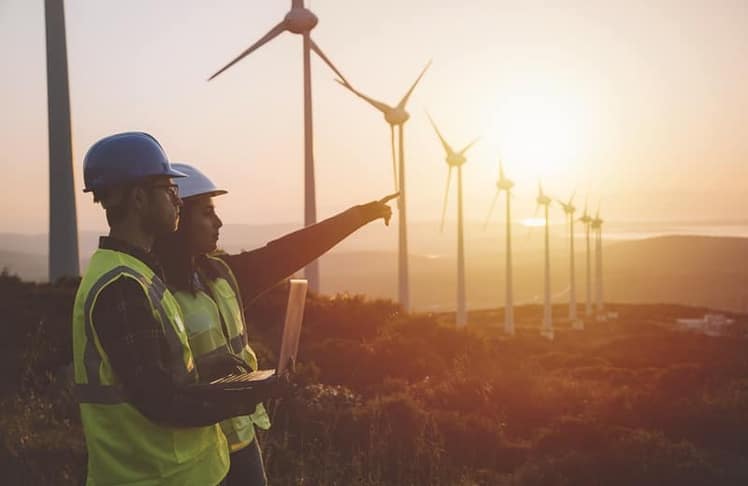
277, 279, 308, 374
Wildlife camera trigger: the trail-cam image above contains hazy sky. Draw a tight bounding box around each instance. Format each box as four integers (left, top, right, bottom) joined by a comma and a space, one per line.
1, 0, 747, 234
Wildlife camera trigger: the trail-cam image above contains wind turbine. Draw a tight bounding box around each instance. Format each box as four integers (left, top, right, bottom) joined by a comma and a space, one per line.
428, 114, 478, 328
591, 209, 605, 320
334, 61, 432, 312
537, 183, 554, 340
208, 0, 348, 293
45, 0, 79, 281
558, 192, 583, 330
578, 201, 593, 318
485, 160, 515, 335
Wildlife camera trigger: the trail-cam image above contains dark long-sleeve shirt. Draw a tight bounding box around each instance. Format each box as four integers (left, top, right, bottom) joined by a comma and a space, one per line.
91, 207, 369, 427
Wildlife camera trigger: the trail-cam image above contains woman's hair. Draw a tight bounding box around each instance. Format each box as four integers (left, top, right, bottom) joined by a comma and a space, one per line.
153, 200, 196, 293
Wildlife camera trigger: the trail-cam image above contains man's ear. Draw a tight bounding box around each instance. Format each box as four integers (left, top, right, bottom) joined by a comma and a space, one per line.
131, 185, 148, 212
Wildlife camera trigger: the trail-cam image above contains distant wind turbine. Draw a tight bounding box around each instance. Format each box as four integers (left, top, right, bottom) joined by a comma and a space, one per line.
592, 208, 605, 320
537, 183, 554, 340
208, 0, 348, 293
558, 192, 583, 330
334, 60, 432, 312
45, 0, 79, 281
428, 113, 479, 328
485, 160, 515, 335
578, 200, 593, 318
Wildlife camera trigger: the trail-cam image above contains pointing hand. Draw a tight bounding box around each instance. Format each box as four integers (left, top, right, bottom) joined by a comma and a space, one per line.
358, 192, 400, 226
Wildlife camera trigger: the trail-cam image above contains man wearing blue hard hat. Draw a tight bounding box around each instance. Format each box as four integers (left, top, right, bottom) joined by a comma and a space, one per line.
71, 132, 275, 485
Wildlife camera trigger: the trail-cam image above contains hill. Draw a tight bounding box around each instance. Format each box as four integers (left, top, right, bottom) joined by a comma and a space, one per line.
2, 234, 748, 313
1, 274, 747, 484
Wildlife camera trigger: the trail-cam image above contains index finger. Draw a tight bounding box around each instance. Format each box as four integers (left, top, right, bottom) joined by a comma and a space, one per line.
378, 192, 400, 204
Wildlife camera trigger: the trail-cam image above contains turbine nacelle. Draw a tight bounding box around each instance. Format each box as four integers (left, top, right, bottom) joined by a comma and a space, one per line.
446, 153, 467, 167
497, 161, 513, 191
384, 108, 410, 126
559, 201, 576, 214
285, 7, 318, 33
427, 112, 478, 167
536, 184, 552, 207
591, 208, 603, 228
335, 60, 430, 128
497, 178, 514, 191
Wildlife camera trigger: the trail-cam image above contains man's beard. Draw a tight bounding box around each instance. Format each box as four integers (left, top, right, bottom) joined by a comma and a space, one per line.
142, 204, 178, 238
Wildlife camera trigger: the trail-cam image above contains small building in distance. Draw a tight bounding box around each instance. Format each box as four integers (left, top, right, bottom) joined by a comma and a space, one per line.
675, 313, 735, 336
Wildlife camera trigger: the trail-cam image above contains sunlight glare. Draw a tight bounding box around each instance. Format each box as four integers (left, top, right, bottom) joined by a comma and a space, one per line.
521, 217, 546, 227
486, 81, 590, 183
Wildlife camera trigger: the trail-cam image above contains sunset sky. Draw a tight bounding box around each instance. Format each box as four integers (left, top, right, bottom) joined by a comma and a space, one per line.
1, 0, 747, 234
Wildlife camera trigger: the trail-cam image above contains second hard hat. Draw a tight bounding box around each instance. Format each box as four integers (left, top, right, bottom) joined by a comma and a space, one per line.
171, 163, 228, 200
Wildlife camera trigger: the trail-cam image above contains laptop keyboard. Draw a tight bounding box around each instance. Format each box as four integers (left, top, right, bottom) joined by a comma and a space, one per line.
211, 369, 275, 384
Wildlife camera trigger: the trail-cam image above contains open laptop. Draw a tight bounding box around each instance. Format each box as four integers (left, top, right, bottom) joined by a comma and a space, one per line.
208, 279, 308, 388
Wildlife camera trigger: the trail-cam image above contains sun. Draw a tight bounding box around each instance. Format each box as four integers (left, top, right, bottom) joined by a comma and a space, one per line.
521, 217, 546, 227
485, 82, 590, 182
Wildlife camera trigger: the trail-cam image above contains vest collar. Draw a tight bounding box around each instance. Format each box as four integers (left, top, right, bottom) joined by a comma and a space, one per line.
98, 236, 165, 278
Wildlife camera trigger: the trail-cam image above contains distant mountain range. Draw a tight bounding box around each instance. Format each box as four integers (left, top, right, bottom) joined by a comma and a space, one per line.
1, 230, 746, 313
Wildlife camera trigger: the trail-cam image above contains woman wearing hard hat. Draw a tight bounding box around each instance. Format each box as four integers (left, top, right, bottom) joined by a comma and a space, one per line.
153, 163, 397, 485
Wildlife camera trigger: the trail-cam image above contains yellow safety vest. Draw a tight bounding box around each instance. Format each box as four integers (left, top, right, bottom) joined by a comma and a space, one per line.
72, 248, 229, 485
172, 254, 270, 453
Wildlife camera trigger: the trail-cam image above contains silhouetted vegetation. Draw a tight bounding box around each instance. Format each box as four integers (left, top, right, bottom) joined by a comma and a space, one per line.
1, 272, 747, 484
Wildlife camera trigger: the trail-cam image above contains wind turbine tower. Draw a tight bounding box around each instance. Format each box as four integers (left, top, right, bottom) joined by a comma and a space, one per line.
334, 61, 432, 312
537, 183, 554, 340
592, 210, 605, 319
578, 203, 593, 318
428, 114, 478, 328
558, 193, 583, 330
45, 0, 79, 281
485, 161, 515, 334
208, 0, 347, 293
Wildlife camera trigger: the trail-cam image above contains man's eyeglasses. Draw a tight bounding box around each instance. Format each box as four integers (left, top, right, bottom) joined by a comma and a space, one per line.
147, 183, 180, 199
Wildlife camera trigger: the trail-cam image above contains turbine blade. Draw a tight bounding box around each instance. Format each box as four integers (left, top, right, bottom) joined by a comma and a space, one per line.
569, 189, 577, 206
334, 78, 392, 114
427, 112, 455, 155
390, 125, 398, 192
208, 21, 287, 81
310, 39, 351, 86
484, 190, 500, 230
458, 137, 480, 155
440, 167, 453, 232
395, 59, 432, 110
499, 159, 505, 180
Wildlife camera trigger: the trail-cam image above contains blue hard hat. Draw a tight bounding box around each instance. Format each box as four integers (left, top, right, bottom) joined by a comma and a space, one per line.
82, 132, 187, 192
171, 163, 228, 200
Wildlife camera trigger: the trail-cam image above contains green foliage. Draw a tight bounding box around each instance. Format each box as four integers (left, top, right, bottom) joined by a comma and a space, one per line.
1, 274, 747, 484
